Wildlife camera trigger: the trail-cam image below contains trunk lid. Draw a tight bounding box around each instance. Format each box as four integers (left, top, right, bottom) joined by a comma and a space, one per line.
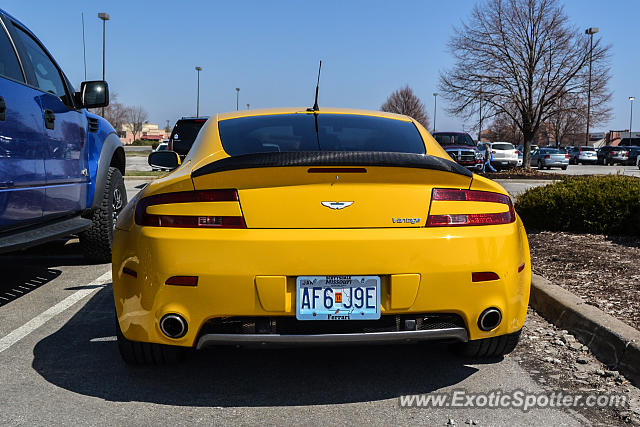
190, 152, 473, 229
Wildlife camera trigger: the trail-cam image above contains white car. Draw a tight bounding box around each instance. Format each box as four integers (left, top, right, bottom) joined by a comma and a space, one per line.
489, 142, 519, 169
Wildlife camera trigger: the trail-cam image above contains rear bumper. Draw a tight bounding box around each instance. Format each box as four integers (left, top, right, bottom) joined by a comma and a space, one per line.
541, 160, 569, 167
113, 221, 531, 347
196, 327, 468, 348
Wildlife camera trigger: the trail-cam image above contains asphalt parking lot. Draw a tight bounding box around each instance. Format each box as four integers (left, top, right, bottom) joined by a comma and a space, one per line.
0, 173, 634, 426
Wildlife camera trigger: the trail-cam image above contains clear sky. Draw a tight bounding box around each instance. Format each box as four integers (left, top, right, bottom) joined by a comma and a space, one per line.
3, 0, 638, 133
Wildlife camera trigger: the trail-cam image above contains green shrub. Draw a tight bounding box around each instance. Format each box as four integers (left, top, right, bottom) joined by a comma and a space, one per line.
515, 175, 640, 235
131, 139, 156, 146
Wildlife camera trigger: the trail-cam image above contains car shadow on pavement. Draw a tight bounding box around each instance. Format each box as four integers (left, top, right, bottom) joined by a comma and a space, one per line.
0, 240, 98, 307
33, 286, 482, 407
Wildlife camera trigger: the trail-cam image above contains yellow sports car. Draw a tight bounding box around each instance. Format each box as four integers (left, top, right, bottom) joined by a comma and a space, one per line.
112, 107, 530, 364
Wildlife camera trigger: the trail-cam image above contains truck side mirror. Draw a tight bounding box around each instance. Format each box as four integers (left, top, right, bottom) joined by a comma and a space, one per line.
78, 81, 109, 109
148, 151, 181, 171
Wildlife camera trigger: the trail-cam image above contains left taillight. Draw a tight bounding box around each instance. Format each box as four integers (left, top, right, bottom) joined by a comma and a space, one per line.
426, 188, 516, 227
134, 189, 246, 228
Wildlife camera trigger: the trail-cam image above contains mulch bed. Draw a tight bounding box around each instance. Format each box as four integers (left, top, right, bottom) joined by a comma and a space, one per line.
481, 169, 563, 179
528, 231, 640, 331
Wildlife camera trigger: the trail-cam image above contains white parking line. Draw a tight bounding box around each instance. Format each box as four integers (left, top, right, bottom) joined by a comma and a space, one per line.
0, 270, 112, 354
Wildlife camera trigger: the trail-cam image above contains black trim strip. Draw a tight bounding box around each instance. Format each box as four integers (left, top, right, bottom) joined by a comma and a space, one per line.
191, 151, 473, 178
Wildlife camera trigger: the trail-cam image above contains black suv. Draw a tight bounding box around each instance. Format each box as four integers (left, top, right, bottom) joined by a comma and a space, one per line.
167, 117, 208, 157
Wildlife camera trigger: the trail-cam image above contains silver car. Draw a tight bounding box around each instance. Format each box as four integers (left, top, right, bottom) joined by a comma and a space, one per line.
531, 148, 569, 170
569, 146, 597, 165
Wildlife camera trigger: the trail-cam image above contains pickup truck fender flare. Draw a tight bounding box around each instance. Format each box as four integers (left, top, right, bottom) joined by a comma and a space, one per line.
91, 133, 125, 209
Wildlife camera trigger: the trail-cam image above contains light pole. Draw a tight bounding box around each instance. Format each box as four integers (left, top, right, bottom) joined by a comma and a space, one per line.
585, 27, 599, 145
235, 88, 240, 111
98, 12, 110, 116
195, 66, 202, 117
432, 93, 438, 133
630, 97, 635, 135
246, 103, 250, 110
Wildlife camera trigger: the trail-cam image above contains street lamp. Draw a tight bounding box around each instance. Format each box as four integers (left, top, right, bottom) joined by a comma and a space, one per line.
195, 66, 202, 117
235, 88, 240, 111
97, 12, 110, 116
630, 96, 635, 135
432, 93, 438, 133
585, 27, 599, 145
246, 103, 250, 110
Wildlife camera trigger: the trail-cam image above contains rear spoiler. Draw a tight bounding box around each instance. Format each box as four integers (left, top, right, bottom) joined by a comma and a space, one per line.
191, 151, 473, 178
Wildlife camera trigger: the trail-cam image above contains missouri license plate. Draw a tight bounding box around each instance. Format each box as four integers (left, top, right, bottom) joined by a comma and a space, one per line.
296, 276, 381, 321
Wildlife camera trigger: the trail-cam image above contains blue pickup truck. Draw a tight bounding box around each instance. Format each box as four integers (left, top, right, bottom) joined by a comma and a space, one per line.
0, 9, 126, 262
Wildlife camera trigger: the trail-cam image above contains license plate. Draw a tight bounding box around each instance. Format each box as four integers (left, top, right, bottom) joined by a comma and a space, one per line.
296, 276, 380, 320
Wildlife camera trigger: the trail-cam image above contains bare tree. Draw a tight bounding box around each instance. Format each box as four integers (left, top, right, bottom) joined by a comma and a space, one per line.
126, 106, 148, 142
381, 85, 430, 130
439, 0, 611, 167
90, 92, 128, 134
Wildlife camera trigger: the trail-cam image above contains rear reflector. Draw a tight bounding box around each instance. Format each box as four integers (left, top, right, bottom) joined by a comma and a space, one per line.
472, 272, 500, 282
165, 276, 198, 286
518, 262, 526, 272
427, 189, 516, 227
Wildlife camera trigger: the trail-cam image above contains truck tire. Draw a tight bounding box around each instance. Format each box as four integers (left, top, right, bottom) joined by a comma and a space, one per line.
80, 167, 126, 263
451, 330, 521, 358
116, 318, 185, 365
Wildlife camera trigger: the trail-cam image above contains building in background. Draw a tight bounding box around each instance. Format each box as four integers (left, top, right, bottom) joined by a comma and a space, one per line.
118, 122, 169, 144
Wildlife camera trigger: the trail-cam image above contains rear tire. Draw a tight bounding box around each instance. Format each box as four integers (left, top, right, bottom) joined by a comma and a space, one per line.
452, 330, 521, 358
561, 166, 567, 170
116, 318, 185, 365
79, 167, 126, 263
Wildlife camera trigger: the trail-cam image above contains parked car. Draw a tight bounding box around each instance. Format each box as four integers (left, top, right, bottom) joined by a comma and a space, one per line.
530, 148, 569, 170
625, 146, 640, 166
569, 146, 597, 165
114, 108, 531, 364
517, 150, 523, 167
155, 141, 169, 151
597, 146, 629, 165
167, 117, 208, 157
488, 142, 519, 169
432, 132, 484, 171
0, 8, 125, 261
517, 144, 539, 154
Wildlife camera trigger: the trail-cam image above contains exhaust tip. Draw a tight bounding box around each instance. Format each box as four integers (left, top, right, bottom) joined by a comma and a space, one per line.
478, 308, 502, 331
160, 314, 187, 339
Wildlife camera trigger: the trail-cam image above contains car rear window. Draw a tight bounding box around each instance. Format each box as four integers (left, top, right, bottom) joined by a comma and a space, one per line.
542, 149, 562, 154
581, 147, 596, 151
218, 113, 426, 156
492, 143, 514, 150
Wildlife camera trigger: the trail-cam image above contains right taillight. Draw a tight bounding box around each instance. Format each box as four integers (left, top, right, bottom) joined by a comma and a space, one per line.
134, 189, 246, 228
426, 188, 515, 227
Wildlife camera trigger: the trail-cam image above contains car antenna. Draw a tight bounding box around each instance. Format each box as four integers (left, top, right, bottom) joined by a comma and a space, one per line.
308, 60, 322, 112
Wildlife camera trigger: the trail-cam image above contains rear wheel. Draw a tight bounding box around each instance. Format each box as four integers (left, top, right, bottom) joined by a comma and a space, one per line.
116, 318, 186, 365
452, 330, 521, 358
79, 167, 126, 263
561, 166, 567, 170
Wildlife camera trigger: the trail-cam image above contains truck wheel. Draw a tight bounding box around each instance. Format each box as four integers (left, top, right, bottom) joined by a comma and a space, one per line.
116, 318, 185, 365
80, 167, 126, 263
452, 330, 521, 358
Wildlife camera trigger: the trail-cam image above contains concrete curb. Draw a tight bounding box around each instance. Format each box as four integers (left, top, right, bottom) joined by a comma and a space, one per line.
530, 273, 640, 387
124, 176, 156, 180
